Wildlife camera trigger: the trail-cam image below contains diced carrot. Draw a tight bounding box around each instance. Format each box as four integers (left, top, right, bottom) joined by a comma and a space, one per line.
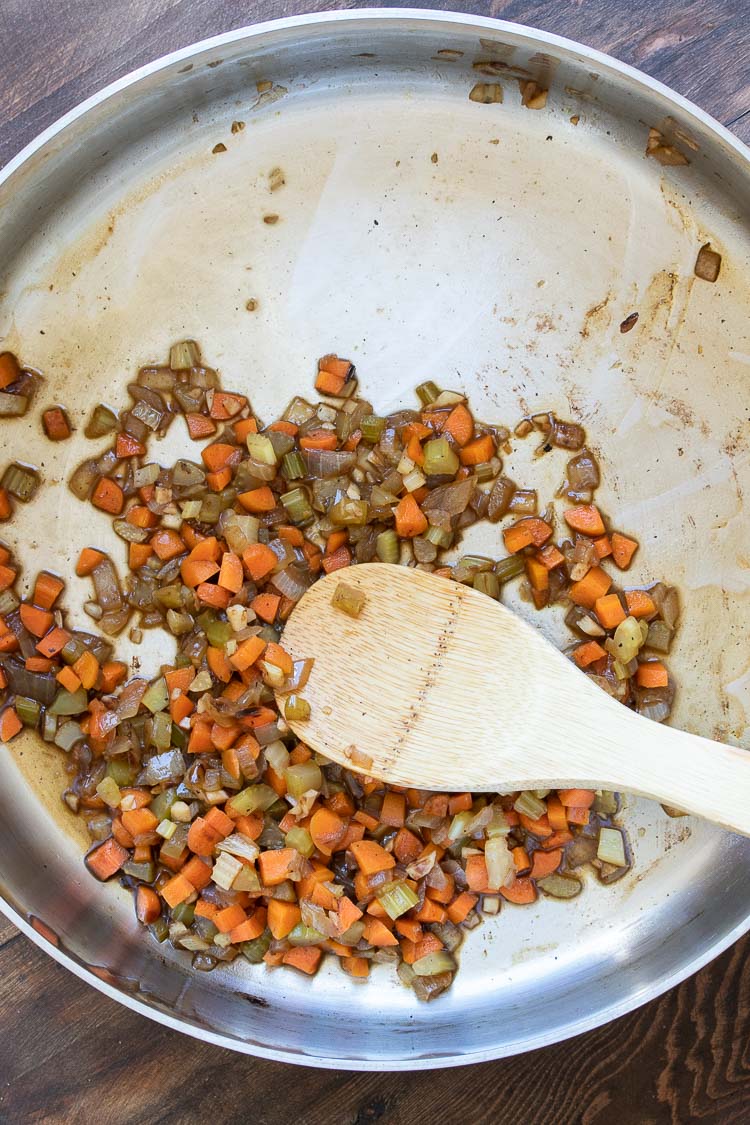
210, 392, 247, 420
321, 545, 351, 573
394, 493, 428, 538
32, 572, 65, 610
568, 565, 611, 609
188, 536, 221, 562
187, 816, 222, 855
217, 551, 244, 593
251, 593, 280, 623
566, 806, 590, 827
500, 877, 537, 905
625, 589, 657, 619
267, 900, 301, 940
182, 855, 213, 891
519, 813, 553, 838
125, 506, 158, 530
19, 604, 54, 638
531, 848, 562, 879
546, 796, 569, 831
446, 892, 478, 924
75, 549, 106, 576
391, 824, 421, 861
186, 412, 217, 440
25, 657, 52, 673
636, 661, 669, 688
257, 848, 297, 886
206, 468, 232, 492
525, 557, 549, 593
229, 634, 266, 672
150, 529, 185, 561
180, 558, 219, 587
129, 543, 153, 569
405, 433, 424, 465
282, 946, 322, 975
121, 807, 158, 838
169, 691, 193, 725
538, 544, 565, 570
595, 593, 626, 630
300, 431, 338, 451
448, 792, 473, 815
242, 543, 278, 582
318, 354, 353, 380
35, 627, 70, 660
194, 899, 219, 921
85, 838, 129, 881
342, 956, 370, 978
0, 706, 23, 742
414, 899, 447, 924
465, 855, 491, 892
460, 433, 495, 465
57, 666, 81, 695
337, 896, 363, 933
91, 478, 124, 514
593, 535, 613, 560
380, 791, 406, 828
135, 886, 161, 924
42, 406, 72, 442
443, 403, 474, 446
204, 806, 234, 837
233, 417, 259, 441
0, 490, 11, 520
266, 420, 298, 436
196, 582, 231, 609
73, 650, 99, 690
363, 917, 399, 946
503, 518, 552, 553
564, 504, 606, 537
0, 351, 20, 389
350, 839, 396, 876
611, 532, 639, 570
573, 640, 608, 668
206, 646, 233, 683
162, 873, 196, 908
512, 847, 531, 873
325, 529, 348, 555
214, 903, 248, 933
201, 443, 241, 473
558, 789, 596, 808
115, 432, 145, 457
230, 910, 268, 943
276, 525, 304, 547
0, 564, 17, 591
309, 807, 347, 856
315, 368, 346, 395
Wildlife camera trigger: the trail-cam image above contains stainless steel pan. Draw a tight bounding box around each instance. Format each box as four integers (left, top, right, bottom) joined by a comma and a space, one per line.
1, 10, 749, 1069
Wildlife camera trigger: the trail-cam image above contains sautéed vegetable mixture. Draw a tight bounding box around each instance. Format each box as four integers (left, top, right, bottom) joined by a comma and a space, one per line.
0, 344, 680, 1000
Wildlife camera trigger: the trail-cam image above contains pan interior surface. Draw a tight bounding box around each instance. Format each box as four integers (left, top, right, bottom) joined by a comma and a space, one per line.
0, 13, 749, 1067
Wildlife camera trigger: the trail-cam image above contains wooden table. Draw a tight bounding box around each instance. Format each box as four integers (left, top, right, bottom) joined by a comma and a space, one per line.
1, 3, 748, 1121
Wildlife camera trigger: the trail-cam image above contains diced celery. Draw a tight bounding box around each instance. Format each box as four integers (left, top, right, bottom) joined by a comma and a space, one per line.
376, 529, 399, 563
95, 776, 121, 808
329, 498, 369, 526
171, 901, 196, 925
597, 827, 627, 867
225, 784, 278, 816
285, 826, 315, 858
241, 929, 272, 963
142, 677, 169, 713
513, 791, 547, 820
151, 710, 172, 751
423, 438, 459, 477
494, 555, 525, 584
425, 524, 452, 549
360, 415, 386, 443
376, 880, 419, 920
281, 487, 313, 525
285, 695, 310, 721
287, 922, 325, 946
416, 380, 440, 406
246, 433, 277, 465
281, 451, 306, 480
473, 571, 499, 599
157, 818, 177, 839
50, 688, 88, 716
331, 581, 366, 618
285, 761, 323, 798
412, 950, 456, 976
15, 696, 41, 726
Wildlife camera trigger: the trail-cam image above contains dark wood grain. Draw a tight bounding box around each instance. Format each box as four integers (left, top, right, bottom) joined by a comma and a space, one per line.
0, 2, 748, 1122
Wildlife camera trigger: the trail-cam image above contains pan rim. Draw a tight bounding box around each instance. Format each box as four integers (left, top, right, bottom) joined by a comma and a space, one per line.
1, 7, 749, 1069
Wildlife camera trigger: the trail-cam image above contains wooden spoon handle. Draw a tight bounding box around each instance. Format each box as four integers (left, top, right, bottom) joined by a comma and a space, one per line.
587, 701, 750, 836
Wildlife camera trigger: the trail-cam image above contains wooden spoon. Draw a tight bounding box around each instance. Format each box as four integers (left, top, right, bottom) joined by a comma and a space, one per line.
278, 563, 750, 836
